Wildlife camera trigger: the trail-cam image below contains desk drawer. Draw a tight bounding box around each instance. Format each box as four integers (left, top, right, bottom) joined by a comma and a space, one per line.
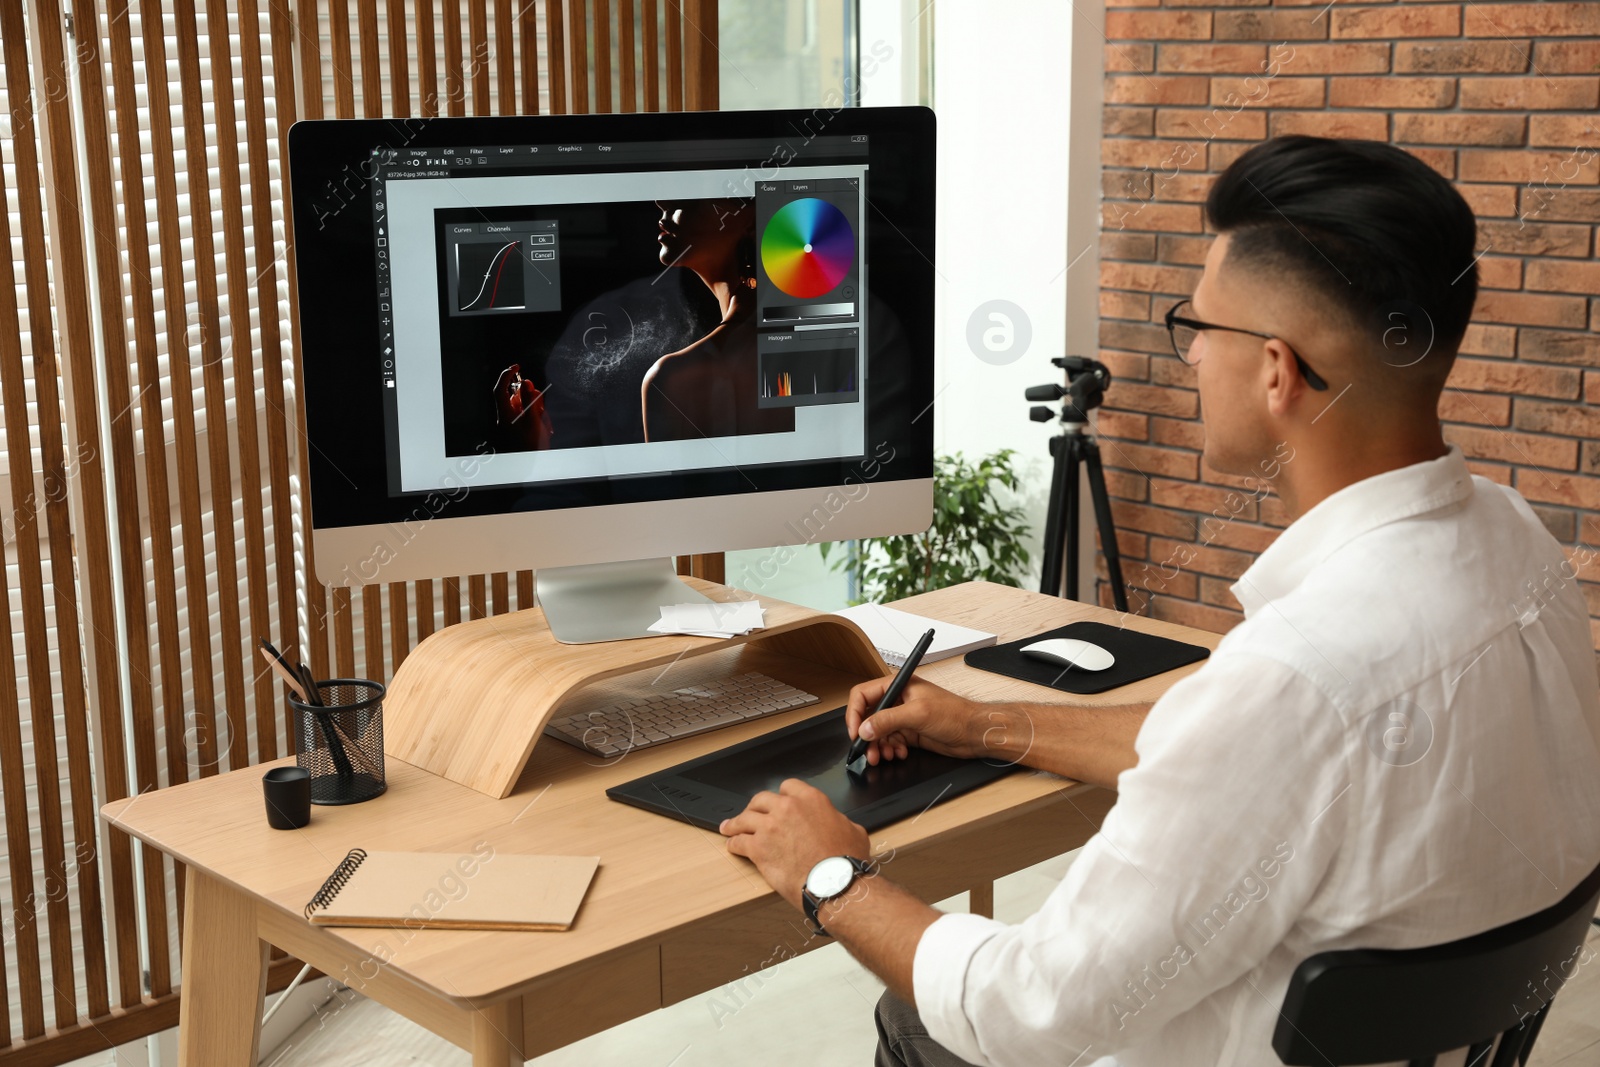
521, 942, 661, 1057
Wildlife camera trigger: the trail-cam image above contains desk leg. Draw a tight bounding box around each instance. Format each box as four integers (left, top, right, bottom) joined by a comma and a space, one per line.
970, 882, 994, 919
178, 870, 269, 1067
470, 999, 522, 1066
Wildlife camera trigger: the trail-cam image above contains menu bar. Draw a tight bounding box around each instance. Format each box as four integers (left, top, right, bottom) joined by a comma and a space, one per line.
375, 135, 868, 176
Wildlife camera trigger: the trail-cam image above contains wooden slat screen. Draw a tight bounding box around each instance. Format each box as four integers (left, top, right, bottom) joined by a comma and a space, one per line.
0, 1, 717, 1061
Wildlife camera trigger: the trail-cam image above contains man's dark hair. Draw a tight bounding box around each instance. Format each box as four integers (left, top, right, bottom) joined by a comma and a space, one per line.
1206, 136, 1479, 372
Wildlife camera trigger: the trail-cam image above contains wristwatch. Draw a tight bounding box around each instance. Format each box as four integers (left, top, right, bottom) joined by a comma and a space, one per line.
802, 855, 874, 937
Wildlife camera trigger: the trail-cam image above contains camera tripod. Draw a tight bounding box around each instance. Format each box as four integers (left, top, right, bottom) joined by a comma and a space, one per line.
1028, 357, 1129, 612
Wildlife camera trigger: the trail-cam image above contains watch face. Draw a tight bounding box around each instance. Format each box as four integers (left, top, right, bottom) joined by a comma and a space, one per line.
806, 855, 857, 899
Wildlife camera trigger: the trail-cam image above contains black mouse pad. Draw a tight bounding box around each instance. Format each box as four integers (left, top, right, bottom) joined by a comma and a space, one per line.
963, 620, 1211, 695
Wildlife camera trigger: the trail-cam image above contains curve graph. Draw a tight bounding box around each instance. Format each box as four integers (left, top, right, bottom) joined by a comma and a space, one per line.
457, 240, 524, 312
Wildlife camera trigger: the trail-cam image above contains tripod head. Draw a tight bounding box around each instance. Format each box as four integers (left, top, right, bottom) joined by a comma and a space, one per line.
1026, 356, 1112, 429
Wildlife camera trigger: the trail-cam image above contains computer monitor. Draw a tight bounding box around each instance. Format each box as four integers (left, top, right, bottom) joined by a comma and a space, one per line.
287, 107, 935, 642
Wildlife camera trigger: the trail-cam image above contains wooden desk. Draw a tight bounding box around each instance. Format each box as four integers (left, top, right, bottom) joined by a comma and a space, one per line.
102, 582, 1220, 1066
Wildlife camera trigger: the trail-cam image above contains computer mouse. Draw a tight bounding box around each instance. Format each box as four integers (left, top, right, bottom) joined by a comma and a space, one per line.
1020, 637, 1115, 672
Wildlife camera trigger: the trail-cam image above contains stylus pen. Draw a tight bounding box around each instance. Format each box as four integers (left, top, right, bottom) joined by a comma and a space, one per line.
846, 627, 936, 770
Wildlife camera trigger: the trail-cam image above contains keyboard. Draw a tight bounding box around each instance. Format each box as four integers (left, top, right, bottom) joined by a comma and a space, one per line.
544, 671, 820, 757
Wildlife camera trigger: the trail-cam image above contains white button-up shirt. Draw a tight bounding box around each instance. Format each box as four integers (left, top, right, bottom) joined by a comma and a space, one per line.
913, 446, 1600, 1066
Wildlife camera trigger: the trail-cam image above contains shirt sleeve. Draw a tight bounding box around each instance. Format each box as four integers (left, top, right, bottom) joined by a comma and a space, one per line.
911, 651, 1352, 1066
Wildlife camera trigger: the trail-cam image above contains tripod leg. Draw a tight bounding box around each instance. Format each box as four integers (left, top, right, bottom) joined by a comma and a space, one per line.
1082, 439, 1129, 612
1063, 439, 1083, 602
1039, 435, 1069, 596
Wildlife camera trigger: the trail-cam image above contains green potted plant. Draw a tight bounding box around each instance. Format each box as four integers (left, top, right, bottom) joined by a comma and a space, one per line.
822, 449, 1032, 603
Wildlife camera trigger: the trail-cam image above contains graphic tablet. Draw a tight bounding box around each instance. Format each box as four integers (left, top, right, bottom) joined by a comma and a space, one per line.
607, 706, 1018, 832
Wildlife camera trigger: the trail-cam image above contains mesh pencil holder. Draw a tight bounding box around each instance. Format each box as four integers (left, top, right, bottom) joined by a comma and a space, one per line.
289, 679, 387, 806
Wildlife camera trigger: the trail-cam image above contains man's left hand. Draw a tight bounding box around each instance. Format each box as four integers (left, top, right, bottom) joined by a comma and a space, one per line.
720, 779, 871, 909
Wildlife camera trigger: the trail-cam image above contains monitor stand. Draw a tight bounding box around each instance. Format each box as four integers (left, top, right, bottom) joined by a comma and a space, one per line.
383, 576, 887, 797
535, 557, 713, 644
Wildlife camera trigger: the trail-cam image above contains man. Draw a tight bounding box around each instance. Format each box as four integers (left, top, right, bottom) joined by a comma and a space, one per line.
718, 136, 1600, 1066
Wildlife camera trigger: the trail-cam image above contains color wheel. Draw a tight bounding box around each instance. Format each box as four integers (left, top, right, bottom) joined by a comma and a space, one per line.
760, 198, 855, 299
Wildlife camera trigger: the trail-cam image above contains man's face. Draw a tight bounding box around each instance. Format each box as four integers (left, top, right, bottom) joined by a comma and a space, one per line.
1189, 234, 1281, 477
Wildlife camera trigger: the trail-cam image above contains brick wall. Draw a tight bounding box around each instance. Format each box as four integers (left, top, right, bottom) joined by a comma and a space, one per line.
1095, 1, 1600, 643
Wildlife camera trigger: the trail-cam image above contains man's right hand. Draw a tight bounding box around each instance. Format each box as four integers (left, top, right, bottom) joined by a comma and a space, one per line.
845, 677, 998, 766
847, 674, 1153, 788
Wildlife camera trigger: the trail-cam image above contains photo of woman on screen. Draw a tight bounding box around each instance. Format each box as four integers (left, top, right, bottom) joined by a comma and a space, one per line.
640, 199, 795, 442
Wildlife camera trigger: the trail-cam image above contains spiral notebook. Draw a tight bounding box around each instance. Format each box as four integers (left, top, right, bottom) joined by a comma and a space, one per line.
834, 604, 997, 667
303, 849, 600, 931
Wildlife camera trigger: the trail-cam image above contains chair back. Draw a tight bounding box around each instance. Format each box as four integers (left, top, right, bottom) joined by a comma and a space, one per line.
1273, 858, 1600, 1066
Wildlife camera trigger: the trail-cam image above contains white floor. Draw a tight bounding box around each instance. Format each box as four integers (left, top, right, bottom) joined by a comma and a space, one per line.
260, 851, 1081, 1067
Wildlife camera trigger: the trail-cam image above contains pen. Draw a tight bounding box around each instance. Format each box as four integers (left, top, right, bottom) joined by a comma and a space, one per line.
846, 627, 936, 773
295, 661, 324, 706
264, 642, 356, 778
293, 661, 357, 777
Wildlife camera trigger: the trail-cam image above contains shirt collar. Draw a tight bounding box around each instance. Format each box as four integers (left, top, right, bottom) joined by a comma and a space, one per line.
1231, 445, 1474, 616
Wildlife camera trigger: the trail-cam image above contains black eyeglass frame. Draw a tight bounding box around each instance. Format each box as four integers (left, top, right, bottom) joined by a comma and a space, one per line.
1164, 300, 1329, 392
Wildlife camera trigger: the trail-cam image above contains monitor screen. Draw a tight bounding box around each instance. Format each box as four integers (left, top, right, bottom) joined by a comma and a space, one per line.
288, 108, 934, 587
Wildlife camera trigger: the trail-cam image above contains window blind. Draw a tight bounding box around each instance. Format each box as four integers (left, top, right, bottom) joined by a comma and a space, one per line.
0, 1, 717, 1059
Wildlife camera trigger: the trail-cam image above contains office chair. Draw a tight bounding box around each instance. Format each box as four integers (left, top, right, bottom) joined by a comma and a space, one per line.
1273, 857, 1600, 1067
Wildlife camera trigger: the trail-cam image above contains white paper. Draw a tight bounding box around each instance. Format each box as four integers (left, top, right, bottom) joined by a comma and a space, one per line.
649, 600, 766, 638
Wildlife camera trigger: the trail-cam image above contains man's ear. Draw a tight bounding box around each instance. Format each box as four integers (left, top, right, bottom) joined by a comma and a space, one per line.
1262, 338, 1309, 419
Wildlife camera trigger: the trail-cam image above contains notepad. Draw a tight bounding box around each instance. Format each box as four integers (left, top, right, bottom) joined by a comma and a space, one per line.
834, 604, 998, 667
303, 849, 600, 931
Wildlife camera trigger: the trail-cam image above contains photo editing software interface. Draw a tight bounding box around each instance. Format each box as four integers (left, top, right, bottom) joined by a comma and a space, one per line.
370, 135, 872, 496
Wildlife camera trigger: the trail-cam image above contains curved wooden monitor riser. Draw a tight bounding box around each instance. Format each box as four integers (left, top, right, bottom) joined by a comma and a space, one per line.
383, 580, 887, 798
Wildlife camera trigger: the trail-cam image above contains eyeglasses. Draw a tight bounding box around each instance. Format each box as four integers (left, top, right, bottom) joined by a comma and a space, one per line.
1164, 300, 1329, 392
